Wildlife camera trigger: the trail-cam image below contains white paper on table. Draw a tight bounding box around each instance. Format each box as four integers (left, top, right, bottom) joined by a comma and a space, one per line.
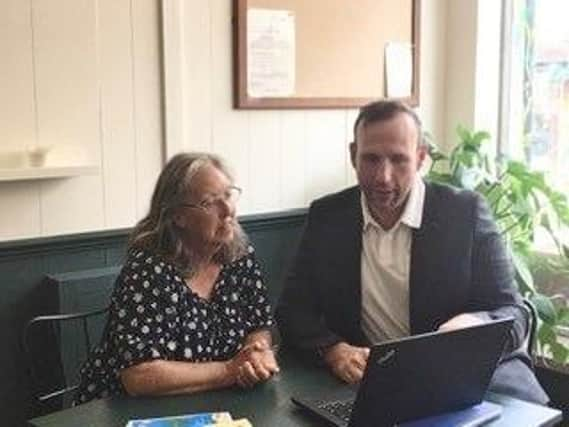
384, 42, 413, 98
247, 8, 295, 98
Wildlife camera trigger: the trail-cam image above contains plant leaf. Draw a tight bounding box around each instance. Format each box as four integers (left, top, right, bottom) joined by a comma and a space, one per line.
538, 322, 557, 351
550, 341, 569, 364
558, 307, 569, 326
531, 293, 558, 325
511, 251, 536, 293
425, 136, 448, 162
471, 130, 491, 149
456, 125, 471, 144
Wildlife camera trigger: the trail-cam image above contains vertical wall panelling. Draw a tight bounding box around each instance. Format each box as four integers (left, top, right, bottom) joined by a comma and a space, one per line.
210, 0, 251, 213
97, 0, 137, 229
160, 1, 448, 218
0, 0, 37, 150
0, 182, 41, 239
0, 0, 163, 242
417, 0, 447, 149
474, 0, 501, 152
182, 0, 213, 153
1, 0, 448, 242
279, 111, 307, 209
161, 0, 187, 157
444, 0, 477, 149
130, 0, 164, 219
165, 1, 364, 215
248, 111, 280, 212
34, 0, 104, 235
0, 1, 41, 239
345, 109, 359, 187
305, 110, 348, 203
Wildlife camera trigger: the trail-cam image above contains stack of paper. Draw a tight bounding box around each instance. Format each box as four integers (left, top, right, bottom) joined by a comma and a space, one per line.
125, 412, 253, 427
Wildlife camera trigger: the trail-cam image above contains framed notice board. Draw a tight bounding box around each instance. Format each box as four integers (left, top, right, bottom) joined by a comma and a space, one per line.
233, 0, 420, 109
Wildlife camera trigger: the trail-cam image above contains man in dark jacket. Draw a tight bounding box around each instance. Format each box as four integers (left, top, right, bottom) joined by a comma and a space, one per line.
276, 100, 548, 404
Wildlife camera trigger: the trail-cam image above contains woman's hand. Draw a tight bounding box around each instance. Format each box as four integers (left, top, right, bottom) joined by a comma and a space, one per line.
227, 340, 280, 388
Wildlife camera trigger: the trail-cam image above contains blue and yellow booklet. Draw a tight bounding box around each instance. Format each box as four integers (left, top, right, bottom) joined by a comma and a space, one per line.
125, 412, 252, 427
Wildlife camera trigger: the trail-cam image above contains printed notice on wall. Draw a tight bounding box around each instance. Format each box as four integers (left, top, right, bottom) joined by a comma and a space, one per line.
385, 42, 413, 98
247, 8, 295, 97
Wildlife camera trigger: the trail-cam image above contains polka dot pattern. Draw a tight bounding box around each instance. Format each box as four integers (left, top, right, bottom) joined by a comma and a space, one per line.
73, 245, 273, 405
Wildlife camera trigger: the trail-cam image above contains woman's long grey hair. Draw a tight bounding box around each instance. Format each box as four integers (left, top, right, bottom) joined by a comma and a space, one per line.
128, 152, 248, 273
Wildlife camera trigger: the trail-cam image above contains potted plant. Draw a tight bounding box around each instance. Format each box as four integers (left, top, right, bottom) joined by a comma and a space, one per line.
426, 126, 569, 366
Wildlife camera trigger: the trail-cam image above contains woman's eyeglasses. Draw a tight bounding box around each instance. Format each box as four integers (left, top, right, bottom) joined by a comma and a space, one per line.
180, 186, 242, 214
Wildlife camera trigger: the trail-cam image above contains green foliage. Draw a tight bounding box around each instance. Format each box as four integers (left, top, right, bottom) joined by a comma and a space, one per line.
427, 125, 569, 364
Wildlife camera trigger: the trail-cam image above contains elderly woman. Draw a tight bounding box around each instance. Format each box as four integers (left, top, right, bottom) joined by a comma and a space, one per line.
73, 153, 279, 404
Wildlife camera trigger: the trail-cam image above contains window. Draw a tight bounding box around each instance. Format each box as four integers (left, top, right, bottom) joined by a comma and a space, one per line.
501, 0, 569, 193
501, 0, 569, 250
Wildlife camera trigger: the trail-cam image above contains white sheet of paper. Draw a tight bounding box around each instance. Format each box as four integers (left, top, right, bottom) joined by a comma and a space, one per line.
385, 42, 413, 98
247, 8, 295, 97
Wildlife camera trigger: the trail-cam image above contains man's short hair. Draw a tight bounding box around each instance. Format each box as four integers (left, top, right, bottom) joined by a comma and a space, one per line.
353, 100, 424, 147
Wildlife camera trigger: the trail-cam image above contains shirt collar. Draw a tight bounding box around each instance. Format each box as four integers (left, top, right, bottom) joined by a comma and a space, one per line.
361, 176, 425, 231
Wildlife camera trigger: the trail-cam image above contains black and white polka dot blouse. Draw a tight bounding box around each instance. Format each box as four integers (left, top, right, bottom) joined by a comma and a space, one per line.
73, 245, 273, 405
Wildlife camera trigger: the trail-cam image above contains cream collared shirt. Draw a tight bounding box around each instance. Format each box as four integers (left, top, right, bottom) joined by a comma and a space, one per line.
360, 177, 425, 344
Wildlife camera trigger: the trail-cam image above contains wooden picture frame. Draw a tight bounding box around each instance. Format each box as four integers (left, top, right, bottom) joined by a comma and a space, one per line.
233, 0, 421, 109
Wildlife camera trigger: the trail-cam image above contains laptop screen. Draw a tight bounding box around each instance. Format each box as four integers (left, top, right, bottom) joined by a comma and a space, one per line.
349, 317, 513, 426
292, 317, 514, 427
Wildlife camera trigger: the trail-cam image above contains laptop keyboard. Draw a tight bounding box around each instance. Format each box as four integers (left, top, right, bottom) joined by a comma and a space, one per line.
318, 399, 354, 423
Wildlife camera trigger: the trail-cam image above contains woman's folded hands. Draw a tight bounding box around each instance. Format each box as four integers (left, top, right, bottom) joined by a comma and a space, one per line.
227, 339, 280, 388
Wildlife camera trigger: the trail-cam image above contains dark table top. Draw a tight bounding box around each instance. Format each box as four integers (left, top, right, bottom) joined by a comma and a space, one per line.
30, 352, 562, 427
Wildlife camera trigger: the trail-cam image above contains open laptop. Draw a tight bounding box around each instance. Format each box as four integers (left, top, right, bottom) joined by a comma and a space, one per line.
292, 317, 514, 427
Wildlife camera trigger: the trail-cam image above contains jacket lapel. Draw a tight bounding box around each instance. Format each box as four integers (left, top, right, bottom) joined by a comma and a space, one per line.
409, 183, 441, 334
338, 189, 366, 344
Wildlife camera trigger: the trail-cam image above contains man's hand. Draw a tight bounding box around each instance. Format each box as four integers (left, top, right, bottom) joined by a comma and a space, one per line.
437, 313, 485, 332
323, 342, 370, 384
228, 340, 280, 388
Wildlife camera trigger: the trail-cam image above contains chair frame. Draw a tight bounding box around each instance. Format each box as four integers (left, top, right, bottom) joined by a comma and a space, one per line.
522, 298, 539, 360
22, 307, 108, 408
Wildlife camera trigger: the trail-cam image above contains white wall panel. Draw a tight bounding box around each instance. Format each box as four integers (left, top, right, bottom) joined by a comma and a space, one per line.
417, 0, 447, 149
33, 0, 104, 235
173, 1, 361, 215
0, 0, 447, 241
248, 111, 280, 212
0, 0, 41, 239
279, 112, 307, 209
305, 110, 348, 203
210, 0, 251, 213
131, 0, 163, 219
39, 175, 103, 236
345, 109, 359, 187
97, 0, 137, 228
445, 0, 477, 149
167, 1, 448, 217
0, 0, 36, 150
0, 0, 163, 241
0, 182, 41, 239
183, 0, 213, 153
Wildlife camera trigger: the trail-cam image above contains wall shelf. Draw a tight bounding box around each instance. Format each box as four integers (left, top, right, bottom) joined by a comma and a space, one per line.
0, 165, 99, 182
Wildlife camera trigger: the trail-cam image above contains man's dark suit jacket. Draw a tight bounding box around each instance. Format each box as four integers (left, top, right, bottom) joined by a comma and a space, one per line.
276, 181, 549, 404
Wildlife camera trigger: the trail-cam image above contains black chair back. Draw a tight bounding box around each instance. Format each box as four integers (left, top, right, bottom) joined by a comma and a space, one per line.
522, 298, 539, 359
22, 307, 109, 416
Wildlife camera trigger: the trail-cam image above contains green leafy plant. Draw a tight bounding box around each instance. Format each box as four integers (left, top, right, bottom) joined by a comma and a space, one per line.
427, 125, 569, 364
